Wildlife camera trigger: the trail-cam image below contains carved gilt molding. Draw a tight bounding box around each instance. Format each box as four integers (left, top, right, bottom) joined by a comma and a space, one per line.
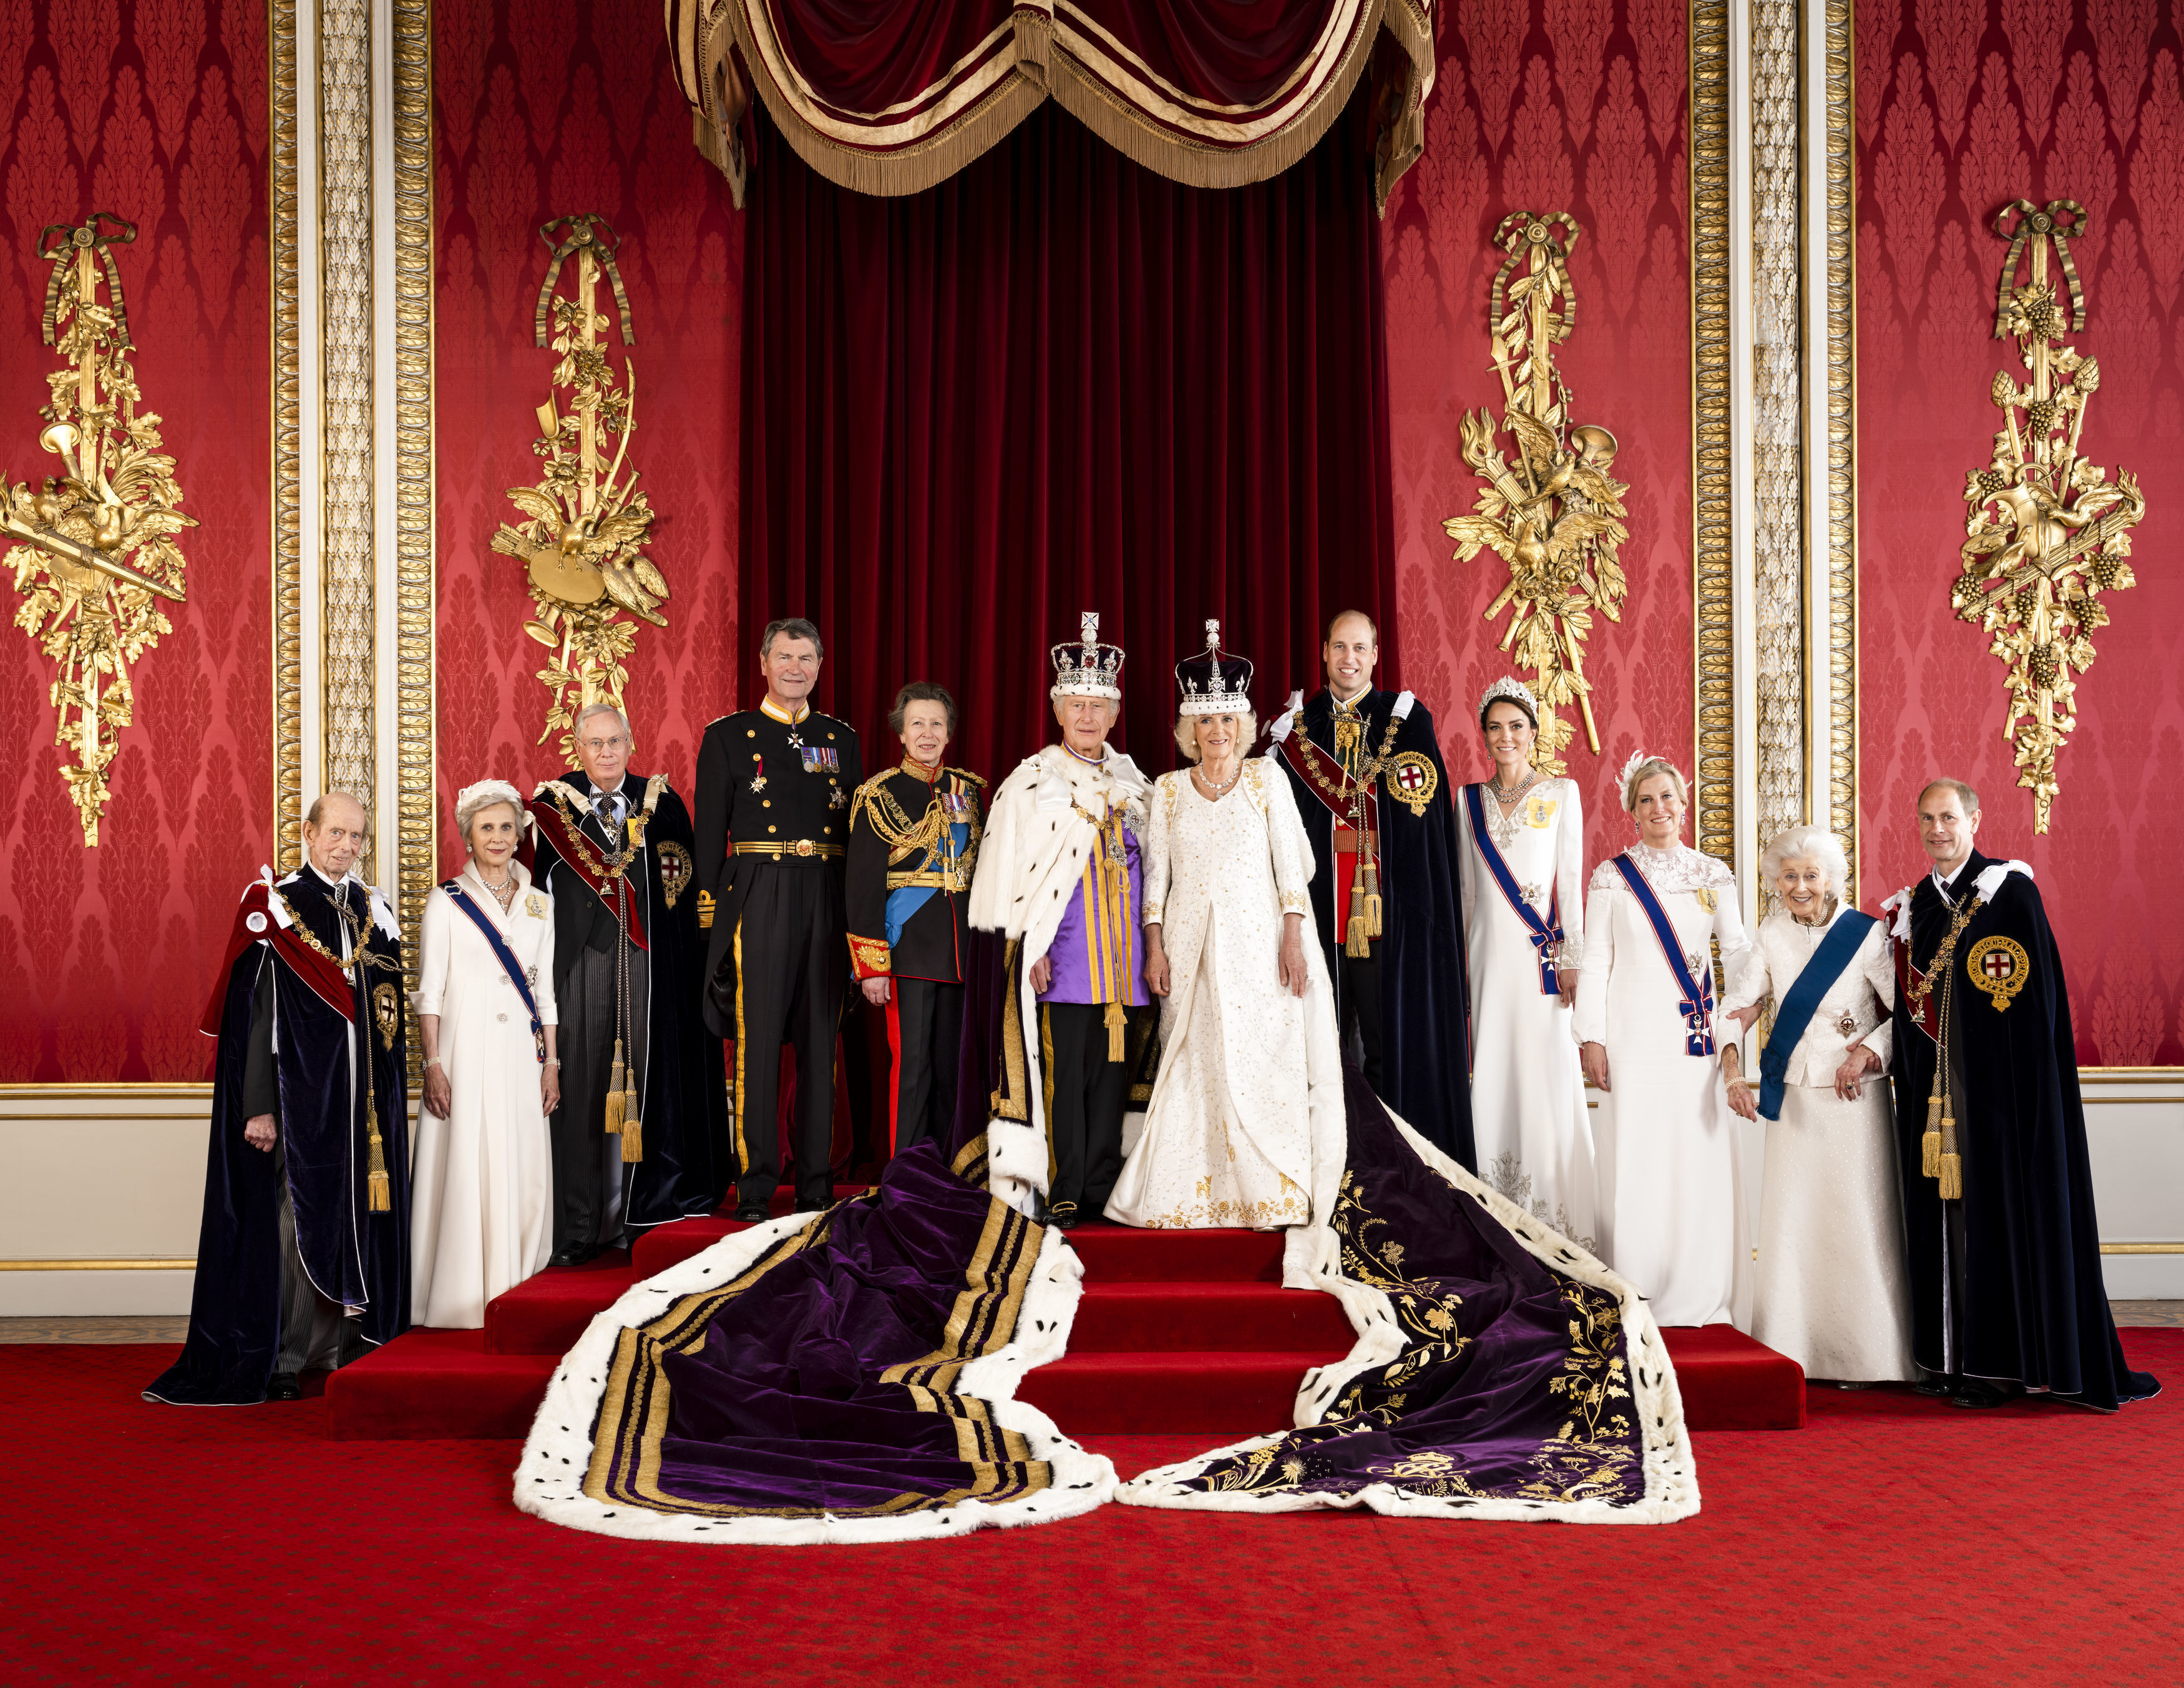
1689, 0, 1733, 867
3, 215, 193, 845
1823, 0, 1856, 887
271, 3, 303, 865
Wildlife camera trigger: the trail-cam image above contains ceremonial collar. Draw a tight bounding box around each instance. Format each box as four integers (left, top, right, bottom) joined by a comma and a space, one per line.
303, 859, 349, 894
1329, 684, 1373, 715
1063, 742, 1109, 767
759, 696, 812, 726
1931, 851, 1982, 907
900, 758, 943, 784
587, 773, 629, 800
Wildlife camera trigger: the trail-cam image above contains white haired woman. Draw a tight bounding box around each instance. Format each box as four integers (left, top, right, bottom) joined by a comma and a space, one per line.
1574, 754, 1752, 1325
1718, 826, 1914, 1383
1106, 627, 1343, 1253
411, 780, 560, 1328
1457, 676, 1596, 1250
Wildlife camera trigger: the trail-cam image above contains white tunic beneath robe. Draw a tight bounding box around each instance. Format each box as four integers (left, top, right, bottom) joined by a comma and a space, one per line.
1457, 776, 1597, 1252
410, 861, 557, 1329
1574, 842, 1752, 1326
1722, 907, 1916, 1382
1105, 760, 1344, 1254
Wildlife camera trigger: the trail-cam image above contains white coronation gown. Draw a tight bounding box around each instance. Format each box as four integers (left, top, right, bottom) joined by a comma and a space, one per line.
1105, 759, 1344, 1245
1456, 776, 1597, 1251
1722, 908, 1916, 1382
410, 861, 557, 1329
1574, 841, 1752, 1326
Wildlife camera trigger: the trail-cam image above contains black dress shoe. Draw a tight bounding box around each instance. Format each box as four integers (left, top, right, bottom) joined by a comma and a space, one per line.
1912, 1372, 1957, 1398
733, 1204, 769, 1224
1045, 1200, 1080, 1231
548, 1247, 587, 1268
1950, 1378, 2024, 1409
266, 1372, 301, 1402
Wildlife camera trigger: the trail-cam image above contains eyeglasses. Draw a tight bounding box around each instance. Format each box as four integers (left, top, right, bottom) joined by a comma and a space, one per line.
578, 736, 629, 751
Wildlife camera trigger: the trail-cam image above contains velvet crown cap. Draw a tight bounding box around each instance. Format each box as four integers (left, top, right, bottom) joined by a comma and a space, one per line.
1175, 619, 1254, 716
1050, 610, 1126, 700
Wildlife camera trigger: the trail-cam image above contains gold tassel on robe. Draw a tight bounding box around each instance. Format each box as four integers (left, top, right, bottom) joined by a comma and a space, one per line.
365, 1123, 391, 1212
621, 1085, 643, 1161
1362, 859, 1384, 942
1345, 856, 1372, 957
1923, 1088, 1943, 1179
1104, 998, 1126, 1063
1938, 1105, 1961, 1201
605, 1038, 627, 1135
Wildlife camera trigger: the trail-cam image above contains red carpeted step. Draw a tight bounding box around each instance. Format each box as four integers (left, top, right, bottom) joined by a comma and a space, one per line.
630, 1186, 873, 1275
1070, 1281, 1355, 1352
1066, 1225, 1285, 1282
484, 1266, 643, 1354
1018, 1350, 1325, 1435
325, 1329, 555, 1441
1660, 1324, 1806, 1430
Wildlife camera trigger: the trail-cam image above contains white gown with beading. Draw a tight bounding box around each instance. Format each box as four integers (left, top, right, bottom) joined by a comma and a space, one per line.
410, 861, 558, 1329
1574, 842, 1752, 1326
1722, 908, 1917, 1382
1105, 760, 1344, 1244
1456, 776, 1597, 1252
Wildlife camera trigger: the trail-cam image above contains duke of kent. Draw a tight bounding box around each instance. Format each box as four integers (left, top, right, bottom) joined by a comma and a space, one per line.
527, 702, 721, 1264
846, 682, 985, 1161
1269, 609, 1475, 1168
148, 793, 411, 1405
970, 612, 1158, 1228
695, 617, 864, 1222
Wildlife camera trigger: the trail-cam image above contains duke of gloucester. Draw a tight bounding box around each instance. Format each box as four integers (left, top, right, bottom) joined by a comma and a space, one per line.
1575, 754, 1752, 1327
528, 703, 723, 1263
1269, 609, 1475, 1167
695, 617, 863, 1222
969, 612, 1157, 1228
147, 793, 411, 1406
846, 682, 984, 1161
1105, 623, 1346, 1267
1718, 825, 1915, 1385
1881, 779, 2157, 1411
1456, 675, 1597, 1251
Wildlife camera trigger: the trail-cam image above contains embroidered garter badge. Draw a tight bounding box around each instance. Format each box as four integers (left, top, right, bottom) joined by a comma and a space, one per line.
1387, 751, 1439, 817
1966, 935, 2030, 1011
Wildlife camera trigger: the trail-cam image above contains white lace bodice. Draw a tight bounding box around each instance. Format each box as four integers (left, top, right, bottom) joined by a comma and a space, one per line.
1589, 841, 1735, 897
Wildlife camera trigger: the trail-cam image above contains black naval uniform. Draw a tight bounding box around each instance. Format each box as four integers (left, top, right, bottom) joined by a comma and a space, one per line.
845, 761, 984, 1159
696, 698, 862, 1211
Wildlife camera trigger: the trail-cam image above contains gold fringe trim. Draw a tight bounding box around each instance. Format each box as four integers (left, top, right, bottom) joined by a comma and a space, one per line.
622, 1101, 643, 1163
1103, 998, 1126, 1064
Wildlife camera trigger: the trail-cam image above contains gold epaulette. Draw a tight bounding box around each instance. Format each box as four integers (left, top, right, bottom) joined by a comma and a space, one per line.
946, 766, 987, 788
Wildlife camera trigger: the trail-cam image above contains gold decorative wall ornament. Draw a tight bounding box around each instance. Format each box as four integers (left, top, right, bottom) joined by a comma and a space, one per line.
1442, 214, 1629, 773
3, 214, 193, 845
1956, 200, 2145, 832
491, 215, 665, 758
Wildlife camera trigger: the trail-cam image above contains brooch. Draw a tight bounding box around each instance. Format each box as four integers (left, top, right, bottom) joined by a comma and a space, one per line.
749, 752, 767, 794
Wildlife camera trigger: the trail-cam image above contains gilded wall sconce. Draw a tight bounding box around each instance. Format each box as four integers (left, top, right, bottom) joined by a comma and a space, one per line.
1442, 213, 1629, 774
2, 212, 193, 846
1957, 200, 2145, 832
490, 214, 665, 758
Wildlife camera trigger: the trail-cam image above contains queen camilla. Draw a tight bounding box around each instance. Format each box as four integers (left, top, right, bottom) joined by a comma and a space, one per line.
1105, 624, 1343, 1251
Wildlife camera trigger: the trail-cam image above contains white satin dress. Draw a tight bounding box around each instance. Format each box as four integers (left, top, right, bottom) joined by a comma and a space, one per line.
1722, 909, 1916, 1382
1457, 776, 1597, 1252
410, 861, 558, 1329
1574, 842, 1752, 1326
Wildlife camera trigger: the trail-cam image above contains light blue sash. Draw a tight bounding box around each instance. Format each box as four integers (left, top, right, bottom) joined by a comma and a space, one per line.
1757, 911, 1876, 1119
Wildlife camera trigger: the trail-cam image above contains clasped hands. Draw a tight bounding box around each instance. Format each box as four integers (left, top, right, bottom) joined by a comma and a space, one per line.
1139, 912, 1309, 1000
1714, 1002, 1879, 1121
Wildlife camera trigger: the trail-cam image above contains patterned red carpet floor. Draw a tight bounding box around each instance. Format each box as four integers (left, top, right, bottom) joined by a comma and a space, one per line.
6, 1334, 2178, 1686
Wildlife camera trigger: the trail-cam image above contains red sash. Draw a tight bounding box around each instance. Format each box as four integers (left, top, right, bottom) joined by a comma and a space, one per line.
1893, 935, 1936, 1042
532, 800, 648, 950
1277, 731, 1378, 931
198, 881, 358, 1035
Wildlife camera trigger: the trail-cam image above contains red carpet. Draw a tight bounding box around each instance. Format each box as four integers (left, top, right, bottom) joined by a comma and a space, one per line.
327, 1212, 1805, 1438
9, 1335, 2177, 1686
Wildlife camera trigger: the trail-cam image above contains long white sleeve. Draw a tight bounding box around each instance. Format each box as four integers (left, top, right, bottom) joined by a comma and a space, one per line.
1710, 884, 1754, 1008
413, 889, 452, 1016
532, 903, 558, 1028
1553, 780, 1586, 970
1264, 762, 1314, 912
1856, 922, 1894, 1069
1572, 884, 1616, 1043
1141, 775, 1176, 926
1719, 919, 1776, 1016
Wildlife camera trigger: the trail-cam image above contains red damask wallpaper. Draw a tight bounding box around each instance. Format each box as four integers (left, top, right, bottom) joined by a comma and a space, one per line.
0, 0, 270, 1081
1384, 0, 1695, 869
1856, 0, 2184, 1062
433, 0, 744, 875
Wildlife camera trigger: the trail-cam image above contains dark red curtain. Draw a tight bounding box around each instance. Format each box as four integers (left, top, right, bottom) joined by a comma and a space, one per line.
738, 88, 1398, 779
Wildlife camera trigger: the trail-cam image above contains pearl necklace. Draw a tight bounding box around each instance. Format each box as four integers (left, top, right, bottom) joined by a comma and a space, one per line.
1488, 768, 1542, 804
479, 868, 519, 912
1194, 761, 1241, 795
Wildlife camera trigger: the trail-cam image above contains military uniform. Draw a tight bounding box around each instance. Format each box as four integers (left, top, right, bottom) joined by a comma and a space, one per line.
846, 760, 984, 1158
695, 696, 862, 1211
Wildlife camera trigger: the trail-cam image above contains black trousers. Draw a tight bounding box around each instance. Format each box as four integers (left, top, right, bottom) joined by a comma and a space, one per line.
1039, 1002, 1143, 1218
549, 939, 648, 1254
886, 978, 963, 1159
1338, 949, 1383, 1090
722, 866, 846, 1210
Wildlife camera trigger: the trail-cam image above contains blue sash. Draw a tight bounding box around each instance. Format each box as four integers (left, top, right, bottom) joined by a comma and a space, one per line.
1609, 855, 1717, 1056
443, 880, 546, 1063
1757, 910, 1876, 1120
884, 817, 970, 947
1463, 783, 1565, 993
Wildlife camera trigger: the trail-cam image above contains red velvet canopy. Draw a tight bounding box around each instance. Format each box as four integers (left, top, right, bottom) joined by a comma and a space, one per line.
666, 0, 1434, 209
